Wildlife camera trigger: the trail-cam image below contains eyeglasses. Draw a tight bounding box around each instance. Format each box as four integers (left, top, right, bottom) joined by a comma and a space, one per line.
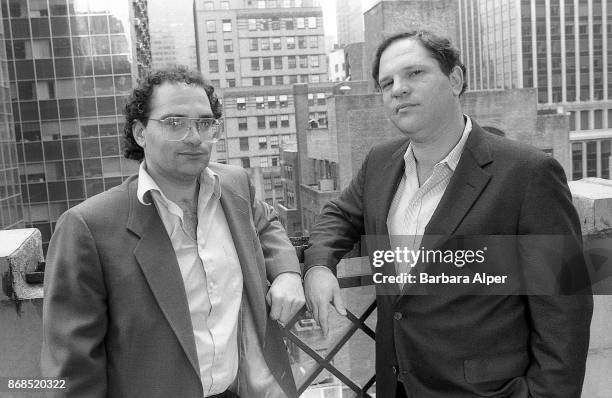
148, 117, 221, 142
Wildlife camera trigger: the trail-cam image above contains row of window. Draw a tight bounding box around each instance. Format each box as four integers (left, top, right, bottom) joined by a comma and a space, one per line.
20, 174, 128, 205
17, 138, 123, 163
571, 139, 611, 180
237, 135, 282, 151
13, 95, 127, 122
204, 0, 306, 10
8, 35, 130, 60
236, 95, 291, 110
3, 14, 127, 38
238, 115, 291, 130
568, 108, 612, 131
208, 73, 323, 88
239, 156, 281, 170
15, 120, 121, 142
11, 75, 132, 101
246, 16, 318, 31
248, 36, 318, 51
248, 54, 320, 71
8, 55, 132, 80
308, 112, 328, 128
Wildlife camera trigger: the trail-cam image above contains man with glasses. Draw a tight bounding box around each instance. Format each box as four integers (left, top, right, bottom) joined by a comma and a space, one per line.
42, 67, 303, 398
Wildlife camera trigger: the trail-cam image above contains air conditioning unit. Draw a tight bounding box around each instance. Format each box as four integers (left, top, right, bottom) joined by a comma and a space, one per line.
319, 179, 334, 192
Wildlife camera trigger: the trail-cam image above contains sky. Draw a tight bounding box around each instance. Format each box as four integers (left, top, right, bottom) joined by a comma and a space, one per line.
321, 0, 376, 41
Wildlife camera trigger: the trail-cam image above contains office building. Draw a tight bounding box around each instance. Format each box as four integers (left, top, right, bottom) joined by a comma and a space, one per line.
457, 0, 612, 179
2, 0, 149, 248
194, 0, 328, 203
335, 0, 364, 46
149, 0, 197, 69
0, 5, 23, 229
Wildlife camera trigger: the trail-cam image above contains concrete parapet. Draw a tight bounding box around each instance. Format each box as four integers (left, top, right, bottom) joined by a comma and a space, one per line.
569, 178, 612, 398
1, 229, 44, 301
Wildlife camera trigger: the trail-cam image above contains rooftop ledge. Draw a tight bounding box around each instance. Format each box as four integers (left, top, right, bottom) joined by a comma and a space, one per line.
1, 178, 611, 302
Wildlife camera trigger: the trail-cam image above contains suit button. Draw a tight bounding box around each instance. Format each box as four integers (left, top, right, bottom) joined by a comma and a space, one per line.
392, 365, 398, 375
394, 312, 402, 320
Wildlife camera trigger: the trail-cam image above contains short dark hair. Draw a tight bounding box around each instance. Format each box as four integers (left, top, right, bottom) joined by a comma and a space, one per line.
371, 30, 468, 95
122, 66, 223, 161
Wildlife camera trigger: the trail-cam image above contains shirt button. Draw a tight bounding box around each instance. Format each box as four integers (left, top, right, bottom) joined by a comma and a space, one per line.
394, 312, 402, 320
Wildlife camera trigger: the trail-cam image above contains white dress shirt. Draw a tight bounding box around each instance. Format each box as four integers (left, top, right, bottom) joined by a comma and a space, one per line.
137, 162, 242, 396
387, 117, 473, 281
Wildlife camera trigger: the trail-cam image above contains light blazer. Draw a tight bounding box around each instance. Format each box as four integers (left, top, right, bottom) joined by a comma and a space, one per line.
42, 163, 299, 398
304, 121, 593, 398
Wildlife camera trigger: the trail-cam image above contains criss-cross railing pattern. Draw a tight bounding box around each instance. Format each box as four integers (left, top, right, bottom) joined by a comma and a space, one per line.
284, 238, 377, 398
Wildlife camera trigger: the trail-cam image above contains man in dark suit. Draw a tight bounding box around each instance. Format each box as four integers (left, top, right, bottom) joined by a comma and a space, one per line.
42, 67, 304, 397
303, 31, 592, 398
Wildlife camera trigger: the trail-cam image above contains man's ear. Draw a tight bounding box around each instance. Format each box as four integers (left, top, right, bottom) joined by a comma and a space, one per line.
449, 65, 464, 96
132, 120, 146, 148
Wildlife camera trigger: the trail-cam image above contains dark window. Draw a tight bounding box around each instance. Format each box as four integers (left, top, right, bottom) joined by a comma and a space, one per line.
257, 116, 266, 129
239, 137, 249, 150
241, 157, 250, 168
238, 117, 248, 130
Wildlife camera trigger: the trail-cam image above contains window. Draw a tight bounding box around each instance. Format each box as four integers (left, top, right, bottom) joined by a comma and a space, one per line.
257, 0, 266, 8
241, 157, 250, 168
260, 19, 269, 30
252, 77, 261, 86
206, 20, 216, 32
269, 115, 278, 128
259, 136, 267, 149
298, 36, 306, 49
251, 58, 260, 71
268, 95, 276, 108
594, 110, 603, 129
289, 75, 298, 83
288, 56, 296, 69
280, 114, 289, 127
285, 19, 294, 30
270, 135, 279, 148
207, 40, 217, 53
222, 19, 232, 32
309, 36, 318, 48
221, 1, 229, 9
238, 117, 248, 130
264, 177, 272, 190
272, 37, 281, 50
297, 18, 305, 29
264, 76, 273, 86
209, 59, 219, 73
310, 55, 319, 68
261, 158, 270, 168
310, 75, 320, 83
286, 37, 295, 49
216, 139, 226, 152
275, 76, 284, 85
580, 110, 589, 130
262, 57, 271, 70
261, 38, 270, 50
279, 95, 288, 108
257, 116, 266, 129
299, 55, 308, 68
203, 1, 213, 10
317, 93, 326, 105
272, 18, 280, 30
308, 17, 317, 28
272, 157, 279, 167
237, 97, 246, 110
300, 74, 309, 83
256, 96, 265, 109
225, 59, 235, 72
250, 38, 258, 50
240, 137, 249, 150
224, 39, 233, 52
308, 93, 314, 106
317, 111, 328, 127
227, 79, 236, 87
248, 19, 257, 30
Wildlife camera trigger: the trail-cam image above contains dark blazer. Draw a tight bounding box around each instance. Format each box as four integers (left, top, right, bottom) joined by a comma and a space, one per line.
42, 163, 299, 398
304, 121, 593, 398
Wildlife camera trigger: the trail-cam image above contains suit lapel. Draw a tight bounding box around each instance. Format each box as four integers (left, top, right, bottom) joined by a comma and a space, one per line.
125, 179, 200, 377
216, 170, 268, 343
421, 123, 493, 250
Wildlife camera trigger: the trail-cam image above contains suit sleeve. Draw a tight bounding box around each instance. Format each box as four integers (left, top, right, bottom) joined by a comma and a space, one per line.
246, 171, 301, 282
41, 210, 108, 398
302, 149, 370, 275
518, 155, 593, 398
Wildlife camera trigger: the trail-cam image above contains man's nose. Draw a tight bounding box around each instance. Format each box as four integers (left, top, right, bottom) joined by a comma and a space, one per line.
391, 78, 410, 97
183, 124, 202, 144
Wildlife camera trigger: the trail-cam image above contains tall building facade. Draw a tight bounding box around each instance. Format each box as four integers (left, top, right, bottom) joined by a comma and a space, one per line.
0, 5, 23, 229
194, 0, 328, 203
457, 0, 612, 180
149, 0, 197, 69
1, 0, 148, 248
335, 0, 364, 46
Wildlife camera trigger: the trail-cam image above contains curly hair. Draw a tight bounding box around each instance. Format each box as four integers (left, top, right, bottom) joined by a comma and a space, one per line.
371, 30, 468, 96
122, 66, 223, 161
